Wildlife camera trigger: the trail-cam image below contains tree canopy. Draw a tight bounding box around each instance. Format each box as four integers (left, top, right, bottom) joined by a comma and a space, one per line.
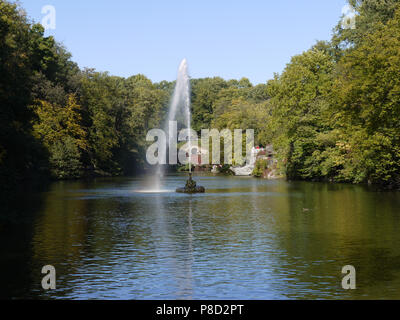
2, 0, 400, 189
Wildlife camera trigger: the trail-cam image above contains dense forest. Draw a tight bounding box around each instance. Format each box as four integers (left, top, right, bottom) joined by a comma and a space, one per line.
1, 0, 400, 191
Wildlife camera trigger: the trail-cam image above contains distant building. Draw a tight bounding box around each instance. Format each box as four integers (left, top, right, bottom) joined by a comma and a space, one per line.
180, 145, 209, 165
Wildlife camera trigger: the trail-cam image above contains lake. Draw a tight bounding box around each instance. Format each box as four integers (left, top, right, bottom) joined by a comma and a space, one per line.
2, 174, 400, 299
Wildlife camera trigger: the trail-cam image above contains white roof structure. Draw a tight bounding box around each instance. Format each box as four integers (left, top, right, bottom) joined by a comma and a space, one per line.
180, 145, 209, 155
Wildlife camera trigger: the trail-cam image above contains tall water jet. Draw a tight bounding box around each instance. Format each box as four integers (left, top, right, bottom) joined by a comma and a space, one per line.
165, 58, 192, 174
173, 60, 204, 194
150, 58, 203, 193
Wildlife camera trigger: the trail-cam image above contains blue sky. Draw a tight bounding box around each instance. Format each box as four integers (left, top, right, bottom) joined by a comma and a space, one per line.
20, 0, 347, 84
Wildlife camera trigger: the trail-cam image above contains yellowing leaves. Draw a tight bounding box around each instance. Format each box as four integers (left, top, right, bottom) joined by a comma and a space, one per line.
31, 94, 88, 151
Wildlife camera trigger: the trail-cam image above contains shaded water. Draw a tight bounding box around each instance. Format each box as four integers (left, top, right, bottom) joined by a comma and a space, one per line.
1, 174, 400, 299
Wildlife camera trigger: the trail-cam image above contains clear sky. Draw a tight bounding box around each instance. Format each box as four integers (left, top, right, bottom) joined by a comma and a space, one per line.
20, 0, 347, 84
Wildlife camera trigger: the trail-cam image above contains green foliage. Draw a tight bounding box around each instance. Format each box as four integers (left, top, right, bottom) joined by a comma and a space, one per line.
32, 94, 87, 149
266, 48, 335, 181
0, 1, 55, 186
218, 164, 234, 175
80, 70, 169, 175
264, 0, 400, 188
31, 94, 87, 179
191, 77, 228, 130
333, 0, 400, 50
252, 159, 268, 178
3, 0, 400, 190
330, 8, 400, 186
49, 137, 83, 179
177, 164, 190, 172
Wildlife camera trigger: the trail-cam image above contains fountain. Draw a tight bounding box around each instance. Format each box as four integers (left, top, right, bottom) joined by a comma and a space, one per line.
176, 172, 205, 194
155, 59, 205, 194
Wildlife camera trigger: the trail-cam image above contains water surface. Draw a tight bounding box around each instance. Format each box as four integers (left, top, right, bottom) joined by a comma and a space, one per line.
1, 174, 400, 299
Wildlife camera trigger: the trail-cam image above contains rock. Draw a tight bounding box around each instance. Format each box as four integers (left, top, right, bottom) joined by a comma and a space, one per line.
176, 186, 205, 194
232, 146, 258, 176
176, 173, 206, 194
231, 165, 254, 176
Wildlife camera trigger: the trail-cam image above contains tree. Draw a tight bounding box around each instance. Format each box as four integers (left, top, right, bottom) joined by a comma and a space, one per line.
49, 136, 83, 179
31, 94, 87, 178
191, 77, 228, 130
332, 7, 400, 186
0, 1, 48, 186
332, 0, 400, 51
267, 48, 335, 180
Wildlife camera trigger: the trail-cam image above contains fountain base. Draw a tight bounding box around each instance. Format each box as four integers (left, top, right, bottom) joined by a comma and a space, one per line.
176, 173, 205, 194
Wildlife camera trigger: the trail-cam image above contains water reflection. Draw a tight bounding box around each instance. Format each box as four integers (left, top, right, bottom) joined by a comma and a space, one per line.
1, 176, 400, 299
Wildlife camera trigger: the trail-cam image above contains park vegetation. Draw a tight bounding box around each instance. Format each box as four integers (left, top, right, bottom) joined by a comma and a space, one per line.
1, 0, 400, 190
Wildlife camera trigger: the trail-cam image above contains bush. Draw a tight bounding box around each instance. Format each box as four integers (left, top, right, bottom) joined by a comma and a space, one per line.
252, 159, 268, 178
49, 137, 83, 179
